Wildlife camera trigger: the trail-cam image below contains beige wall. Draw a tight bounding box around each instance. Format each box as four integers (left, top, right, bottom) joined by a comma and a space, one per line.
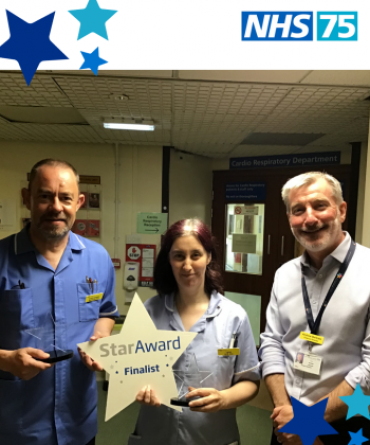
0, 141, 163, 314
355, 142, 368, 244
169, 150, 212, 226
361, 131, 370, 248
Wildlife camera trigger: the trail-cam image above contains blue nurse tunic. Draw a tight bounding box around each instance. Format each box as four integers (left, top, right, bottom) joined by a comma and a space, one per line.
0, 227, 119, 445
128, 292, 260, 445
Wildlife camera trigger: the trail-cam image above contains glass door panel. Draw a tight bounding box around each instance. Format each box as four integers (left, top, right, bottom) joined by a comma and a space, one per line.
225, 203, 265, 275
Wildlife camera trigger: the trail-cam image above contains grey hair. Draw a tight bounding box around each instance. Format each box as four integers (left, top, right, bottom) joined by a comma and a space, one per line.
282, 171, 343, 211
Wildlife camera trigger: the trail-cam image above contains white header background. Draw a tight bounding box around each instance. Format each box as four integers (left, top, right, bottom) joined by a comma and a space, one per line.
0, 0, 369, 69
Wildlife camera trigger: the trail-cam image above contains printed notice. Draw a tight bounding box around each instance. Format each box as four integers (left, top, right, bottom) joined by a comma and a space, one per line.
143, 248, 154, 258
143, 259, 154, 268
232, 234, 257, 254
142, 268, 154, 278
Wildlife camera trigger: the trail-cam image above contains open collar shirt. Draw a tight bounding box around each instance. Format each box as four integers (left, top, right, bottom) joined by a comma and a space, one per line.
259, 232, 370, 404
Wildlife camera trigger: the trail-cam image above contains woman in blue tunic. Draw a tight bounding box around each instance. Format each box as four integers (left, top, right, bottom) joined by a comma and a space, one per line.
129, 218, 260, 445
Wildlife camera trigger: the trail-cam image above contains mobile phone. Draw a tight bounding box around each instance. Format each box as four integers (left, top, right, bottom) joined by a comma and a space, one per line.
36, 350, 74, 363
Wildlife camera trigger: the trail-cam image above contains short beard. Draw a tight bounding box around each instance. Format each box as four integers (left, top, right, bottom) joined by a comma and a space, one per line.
291, 214, 342, 253
37, 225, 70, 241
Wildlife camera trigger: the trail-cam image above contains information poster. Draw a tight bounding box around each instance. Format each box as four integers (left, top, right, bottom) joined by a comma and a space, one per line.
126, 244, 156, 287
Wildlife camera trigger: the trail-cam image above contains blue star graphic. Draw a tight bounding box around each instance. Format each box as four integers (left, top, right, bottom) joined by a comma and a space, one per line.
279, 397, 338, 445
80, 47, 107, 75
340, 384, 370, 420
0, 11, 68, 86
69, 0, 117, 40
348, 429, 369, 445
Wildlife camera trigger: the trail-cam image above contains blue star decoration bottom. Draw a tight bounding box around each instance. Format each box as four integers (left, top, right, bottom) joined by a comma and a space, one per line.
0, 10, 68, 85
279, 397, 338, 445
340, 384, 370, 420
348, 428, 369, 445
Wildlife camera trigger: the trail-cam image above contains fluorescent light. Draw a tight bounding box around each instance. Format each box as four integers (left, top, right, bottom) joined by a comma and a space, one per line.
103, 121, 155, 131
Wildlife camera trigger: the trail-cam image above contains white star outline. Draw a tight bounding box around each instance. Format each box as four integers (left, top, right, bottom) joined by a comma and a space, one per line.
173, 353, 213, 400
78, 293, 197, 420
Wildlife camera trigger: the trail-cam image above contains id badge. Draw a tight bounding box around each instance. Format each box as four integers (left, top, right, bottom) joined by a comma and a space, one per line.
218, 348, 240, 356
294, 351, 322, 375
85, 292, 103, 303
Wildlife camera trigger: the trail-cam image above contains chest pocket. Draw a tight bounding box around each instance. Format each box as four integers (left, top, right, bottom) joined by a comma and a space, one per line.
0, 288, 35, 350
77, 283, 102, 322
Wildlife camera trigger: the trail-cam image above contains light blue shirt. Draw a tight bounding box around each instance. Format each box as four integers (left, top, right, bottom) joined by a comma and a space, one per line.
259, 233, 370, 404
0, 226, 119, 445
128, 291, 260, 445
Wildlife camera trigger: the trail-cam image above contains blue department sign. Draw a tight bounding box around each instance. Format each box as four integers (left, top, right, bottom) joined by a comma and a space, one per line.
230, 152, 341, 170
226, 182, 266, 201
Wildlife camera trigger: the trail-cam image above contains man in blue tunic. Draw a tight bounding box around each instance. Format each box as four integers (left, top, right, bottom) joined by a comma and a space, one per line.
0, 159, 118, 445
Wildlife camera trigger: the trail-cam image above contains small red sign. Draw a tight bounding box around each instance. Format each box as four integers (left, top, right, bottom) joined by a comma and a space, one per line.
111, 258, 121, 269
125, 244, 156, 287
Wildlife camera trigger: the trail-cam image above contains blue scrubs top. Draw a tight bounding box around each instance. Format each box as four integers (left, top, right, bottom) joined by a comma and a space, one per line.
0, 227, 119, 445
128, 292, 260, 445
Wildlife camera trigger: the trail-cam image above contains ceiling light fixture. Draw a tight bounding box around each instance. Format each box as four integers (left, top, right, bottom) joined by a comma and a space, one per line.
103, 118, 155, 131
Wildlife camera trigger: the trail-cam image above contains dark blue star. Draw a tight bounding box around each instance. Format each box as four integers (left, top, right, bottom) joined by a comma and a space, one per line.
80, 47, 107, 75
279, 397, 338, 445
0, 11, 68, 86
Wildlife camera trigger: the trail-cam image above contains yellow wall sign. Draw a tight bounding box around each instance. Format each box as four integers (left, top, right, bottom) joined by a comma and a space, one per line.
85, 293, 103, 303
299, 332, 324, 345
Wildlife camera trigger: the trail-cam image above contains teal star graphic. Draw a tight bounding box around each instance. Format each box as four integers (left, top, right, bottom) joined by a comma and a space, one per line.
80, 47, 107, 75
69, 0, 117, 40
340, 384, 370, 420
348, 428, 369, 445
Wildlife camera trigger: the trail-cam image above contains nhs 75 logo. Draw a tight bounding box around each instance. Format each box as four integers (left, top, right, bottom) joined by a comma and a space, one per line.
242, 12, 358, 41
242, 12, 313, 40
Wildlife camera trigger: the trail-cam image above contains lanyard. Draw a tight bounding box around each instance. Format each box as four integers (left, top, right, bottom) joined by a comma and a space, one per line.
301, 240, 356, 336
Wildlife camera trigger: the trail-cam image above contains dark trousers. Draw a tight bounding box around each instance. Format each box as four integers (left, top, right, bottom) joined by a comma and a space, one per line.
85, 439, 95, 445
270, 417, 370, 445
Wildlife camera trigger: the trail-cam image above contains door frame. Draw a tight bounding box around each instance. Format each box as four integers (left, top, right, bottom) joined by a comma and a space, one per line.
212, 164, 355, 336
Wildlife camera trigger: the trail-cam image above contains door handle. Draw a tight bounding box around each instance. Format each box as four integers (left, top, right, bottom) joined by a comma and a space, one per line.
281, 236, 285, 256
267, 235, 271, 255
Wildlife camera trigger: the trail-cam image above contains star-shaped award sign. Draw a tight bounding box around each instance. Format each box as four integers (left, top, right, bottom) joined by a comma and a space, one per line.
69, 0, 117, 40
340, 384, 370, 420
80, 47, 107, 75
279, 397, 338, 445
0, 11, 68, 86
348, 429, 369, 445
78, 293, 197, 420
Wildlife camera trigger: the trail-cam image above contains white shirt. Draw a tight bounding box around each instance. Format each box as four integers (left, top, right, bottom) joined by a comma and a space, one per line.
259, 232, 370, 404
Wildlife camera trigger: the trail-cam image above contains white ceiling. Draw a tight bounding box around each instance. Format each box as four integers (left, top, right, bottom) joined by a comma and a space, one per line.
0, 70, 369, 158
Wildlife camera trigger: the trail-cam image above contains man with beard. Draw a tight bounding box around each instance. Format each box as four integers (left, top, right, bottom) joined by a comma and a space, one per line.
0, 159, 118, 445
259, 172, 370, 445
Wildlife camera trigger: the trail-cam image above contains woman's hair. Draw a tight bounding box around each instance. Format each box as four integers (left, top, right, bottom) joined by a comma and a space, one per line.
154, 218, 223, 296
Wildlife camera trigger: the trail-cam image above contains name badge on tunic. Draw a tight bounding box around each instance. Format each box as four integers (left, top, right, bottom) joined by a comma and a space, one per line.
85, 293, 103, 303
299, 331, 324, 345
218, 348, 240, 356
294, 351, 322, 375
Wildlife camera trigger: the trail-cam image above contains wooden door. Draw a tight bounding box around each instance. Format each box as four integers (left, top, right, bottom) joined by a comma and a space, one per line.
212, 165, 353, 338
